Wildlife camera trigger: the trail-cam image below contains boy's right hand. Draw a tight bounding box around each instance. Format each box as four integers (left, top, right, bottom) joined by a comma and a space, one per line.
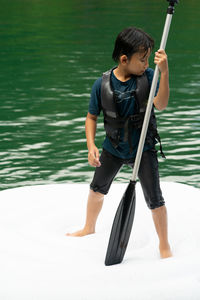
88, 145, 101, 167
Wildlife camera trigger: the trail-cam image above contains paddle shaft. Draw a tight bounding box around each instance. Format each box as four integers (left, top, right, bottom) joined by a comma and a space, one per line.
131, 13, 173, 182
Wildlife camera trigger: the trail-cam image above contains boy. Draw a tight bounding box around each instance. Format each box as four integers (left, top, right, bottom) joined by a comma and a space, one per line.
67, 27, 172, 259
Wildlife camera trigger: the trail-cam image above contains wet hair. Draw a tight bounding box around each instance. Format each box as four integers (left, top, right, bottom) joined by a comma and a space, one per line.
112, 27, 154, 62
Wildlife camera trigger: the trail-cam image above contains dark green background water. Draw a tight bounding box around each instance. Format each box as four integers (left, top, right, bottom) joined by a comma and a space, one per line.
0, 0, 199, 191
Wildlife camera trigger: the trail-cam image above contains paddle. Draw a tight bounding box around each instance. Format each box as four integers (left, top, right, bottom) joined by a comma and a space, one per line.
105, 0, 179, 266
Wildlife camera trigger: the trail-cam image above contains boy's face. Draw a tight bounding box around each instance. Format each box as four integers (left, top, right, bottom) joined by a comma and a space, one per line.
123, 48, 151, 76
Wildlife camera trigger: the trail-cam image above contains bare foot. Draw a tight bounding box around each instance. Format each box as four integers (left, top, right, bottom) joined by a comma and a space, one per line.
65, 228, 95, 237
159, 244, 173, 259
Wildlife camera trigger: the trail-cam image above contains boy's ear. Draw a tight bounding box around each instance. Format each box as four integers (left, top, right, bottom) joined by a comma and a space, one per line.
120, 55, 128, 65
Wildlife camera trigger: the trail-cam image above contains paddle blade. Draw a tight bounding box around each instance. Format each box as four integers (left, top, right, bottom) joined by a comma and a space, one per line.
105, 180, 136, 266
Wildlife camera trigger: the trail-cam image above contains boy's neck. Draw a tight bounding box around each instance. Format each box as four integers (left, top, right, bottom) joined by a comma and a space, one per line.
113, 65, 132, 82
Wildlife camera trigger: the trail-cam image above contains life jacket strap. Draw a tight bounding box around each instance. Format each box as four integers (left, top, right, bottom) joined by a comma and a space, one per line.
154, 132, 166, 159
124, 114, 144, 154
124, 114, 166, 158
148, 125, 166, 158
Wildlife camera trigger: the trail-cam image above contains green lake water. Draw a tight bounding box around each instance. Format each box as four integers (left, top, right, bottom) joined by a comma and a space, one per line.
0, 0, 200, 190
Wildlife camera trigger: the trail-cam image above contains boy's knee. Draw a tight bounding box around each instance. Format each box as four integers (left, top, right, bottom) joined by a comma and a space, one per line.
150, 203, 165, 210
143, 191, 165, 209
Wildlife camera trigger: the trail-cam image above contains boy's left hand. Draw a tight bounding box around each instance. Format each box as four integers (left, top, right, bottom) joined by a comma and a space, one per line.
154, 49, 168, 73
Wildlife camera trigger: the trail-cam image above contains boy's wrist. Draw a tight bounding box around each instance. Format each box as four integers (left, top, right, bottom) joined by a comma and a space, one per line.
87, 142, 95, 151
160, 69, 169, 77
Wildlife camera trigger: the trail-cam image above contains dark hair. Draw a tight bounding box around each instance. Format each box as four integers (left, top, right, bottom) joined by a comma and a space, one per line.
112, 27, 154, 62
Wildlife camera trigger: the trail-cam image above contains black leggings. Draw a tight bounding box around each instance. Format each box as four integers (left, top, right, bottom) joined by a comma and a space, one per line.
90, 148, 165, 209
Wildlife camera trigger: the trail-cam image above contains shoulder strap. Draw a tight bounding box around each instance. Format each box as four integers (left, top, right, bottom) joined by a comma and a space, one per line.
135, 73, 150, 113
101, 68, 118, 118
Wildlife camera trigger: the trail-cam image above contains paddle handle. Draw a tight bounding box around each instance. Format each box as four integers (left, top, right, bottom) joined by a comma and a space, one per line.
131, 10, 175, 182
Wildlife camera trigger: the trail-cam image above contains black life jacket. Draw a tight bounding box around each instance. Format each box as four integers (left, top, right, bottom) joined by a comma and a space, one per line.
101, 68, 165, 158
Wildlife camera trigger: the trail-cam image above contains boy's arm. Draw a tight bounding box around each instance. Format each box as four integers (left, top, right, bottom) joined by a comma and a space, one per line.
85, 112, 101, 167
153, 49, 169, 111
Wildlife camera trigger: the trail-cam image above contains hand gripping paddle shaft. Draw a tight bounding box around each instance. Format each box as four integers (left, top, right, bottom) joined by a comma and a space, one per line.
105, 0, 179, 266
